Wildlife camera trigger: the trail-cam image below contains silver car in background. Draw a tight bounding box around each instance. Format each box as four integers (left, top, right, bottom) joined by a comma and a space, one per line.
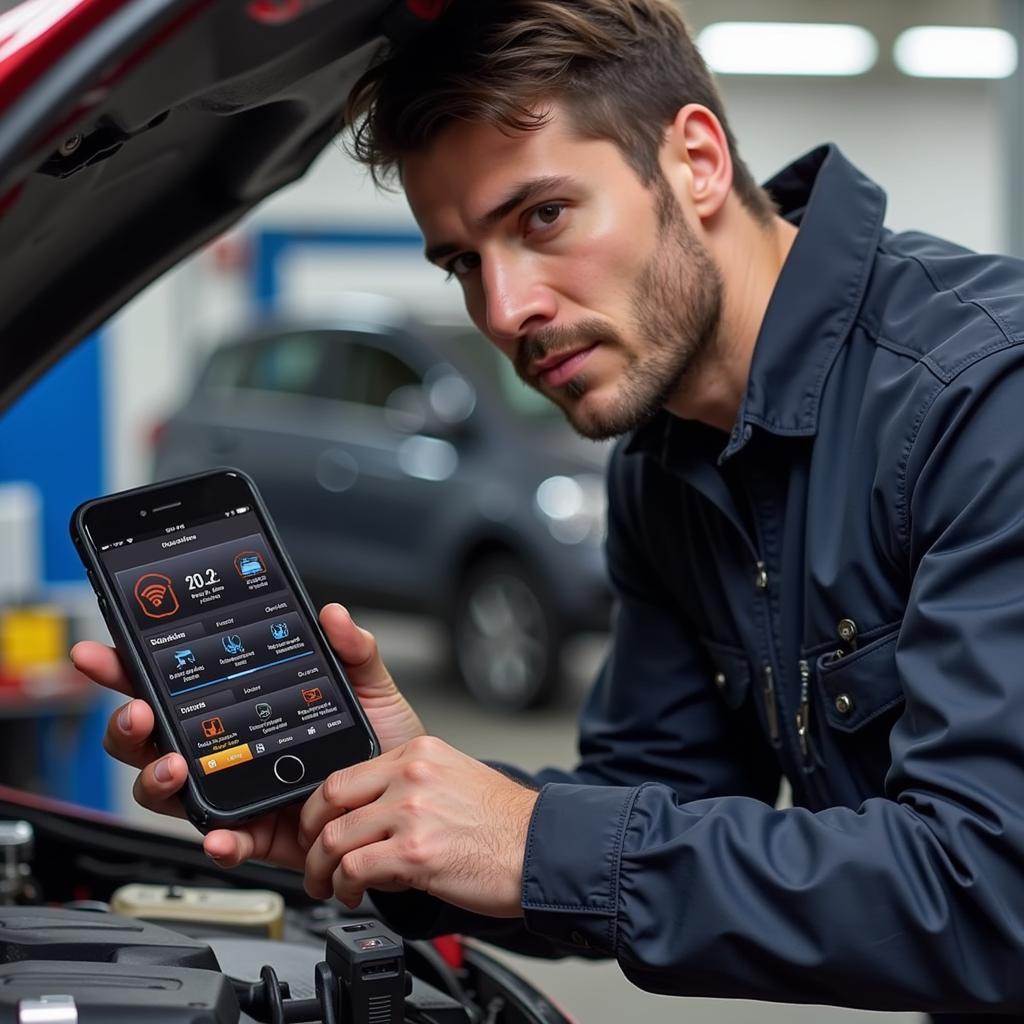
152, 299, 612, 709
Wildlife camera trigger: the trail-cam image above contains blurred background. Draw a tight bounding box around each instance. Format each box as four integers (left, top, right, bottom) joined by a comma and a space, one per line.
0, 0, 1020, 1019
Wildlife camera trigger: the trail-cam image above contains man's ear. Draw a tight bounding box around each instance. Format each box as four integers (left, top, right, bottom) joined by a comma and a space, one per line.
659, 104, 733, 223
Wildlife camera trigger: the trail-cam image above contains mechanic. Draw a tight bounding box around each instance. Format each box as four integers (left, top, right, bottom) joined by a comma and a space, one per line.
73, 0, 1024, 1017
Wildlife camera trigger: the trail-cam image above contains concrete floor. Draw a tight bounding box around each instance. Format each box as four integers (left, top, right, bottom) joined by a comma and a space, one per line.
118, 609, 923, 1024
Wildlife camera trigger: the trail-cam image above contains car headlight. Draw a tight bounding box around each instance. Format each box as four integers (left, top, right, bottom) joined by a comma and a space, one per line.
534, 473, 607, 545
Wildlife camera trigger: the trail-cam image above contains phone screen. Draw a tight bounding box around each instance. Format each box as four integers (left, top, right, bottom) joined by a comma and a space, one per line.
84, 476, 374, 813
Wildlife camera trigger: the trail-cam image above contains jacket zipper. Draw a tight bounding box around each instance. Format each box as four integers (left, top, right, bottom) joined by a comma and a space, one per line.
796, 659, 812, 765
762, 664, 780, 743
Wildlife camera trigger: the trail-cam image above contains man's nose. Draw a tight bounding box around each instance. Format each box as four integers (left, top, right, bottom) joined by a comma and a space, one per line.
481, 256, 555, 344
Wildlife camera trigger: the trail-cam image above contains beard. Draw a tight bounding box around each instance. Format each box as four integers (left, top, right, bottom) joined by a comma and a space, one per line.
514, 182, 724, 441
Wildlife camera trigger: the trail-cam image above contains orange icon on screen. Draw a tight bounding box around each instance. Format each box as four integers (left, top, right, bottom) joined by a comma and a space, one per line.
200, 743, 253, 775
201, 717, 225, 738
301, 687, 323, 704
134, 572, 179, 619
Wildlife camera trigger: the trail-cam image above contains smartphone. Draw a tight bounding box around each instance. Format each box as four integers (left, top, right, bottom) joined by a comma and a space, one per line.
71, 468, 379, 831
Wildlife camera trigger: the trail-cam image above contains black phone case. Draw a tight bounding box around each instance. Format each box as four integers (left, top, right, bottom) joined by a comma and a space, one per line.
70, 467, 380, 832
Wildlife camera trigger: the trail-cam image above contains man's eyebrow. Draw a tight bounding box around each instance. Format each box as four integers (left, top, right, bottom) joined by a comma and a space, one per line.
423, 175, 574, 265
478, 175, 573, 228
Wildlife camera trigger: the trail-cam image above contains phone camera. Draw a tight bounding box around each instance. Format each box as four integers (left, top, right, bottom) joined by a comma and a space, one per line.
139, 509, 148, 517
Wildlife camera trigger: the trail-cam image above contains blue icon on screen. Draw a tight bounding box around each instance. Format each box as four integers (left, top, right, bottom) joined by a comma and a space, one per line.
173, 649, 195, 669
235, 551, 266, 577
222, 634, 244, 655
270, 622, 289, 641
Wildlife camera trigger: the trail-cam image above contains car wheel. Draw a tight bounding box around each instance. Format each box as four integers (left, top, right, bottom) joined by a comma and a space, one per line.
452, 556, 562, 710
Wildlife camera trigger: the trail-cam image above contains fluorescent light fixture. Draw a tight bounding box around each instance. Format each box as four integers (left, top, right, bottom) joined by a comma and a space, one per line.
697, 22, 878, 76
893, 26, 1018, 79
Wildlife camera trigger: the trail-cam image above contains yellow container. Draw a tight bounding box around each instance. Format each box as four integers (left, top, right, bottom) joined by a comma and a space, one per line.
0, 605, 67, 672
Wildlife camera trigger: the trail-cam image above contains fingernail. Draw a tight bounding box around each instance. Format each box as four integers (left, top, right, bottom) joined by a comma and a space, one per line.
118, 703, 133, 732
153, 757, 173, 783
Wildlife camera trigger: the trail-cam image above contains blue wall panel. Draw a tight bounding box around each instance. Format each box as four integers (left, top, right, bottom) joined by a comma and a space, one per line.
0, 334, 104, 584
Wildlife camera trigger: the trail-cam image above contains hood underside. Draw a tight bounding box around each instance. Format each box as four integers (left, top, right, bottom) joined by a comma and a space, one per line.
0, 0, 422, 410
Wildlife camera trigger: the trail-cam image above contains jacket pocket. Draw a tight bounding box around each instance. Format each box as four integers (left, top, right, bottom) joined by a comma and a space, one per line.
700, 636, 752, 711
816, 627, 903, 732
800, 625, 905, 803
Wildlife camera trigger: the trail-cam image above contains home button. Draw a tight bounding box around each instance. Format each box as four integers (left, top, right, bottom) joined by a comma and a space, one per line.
273, 755, 306, 785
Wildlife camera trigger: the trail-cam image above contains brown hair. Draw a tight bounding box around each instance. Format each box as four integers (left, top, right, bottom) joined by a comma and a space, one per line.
345, 0, 776, 223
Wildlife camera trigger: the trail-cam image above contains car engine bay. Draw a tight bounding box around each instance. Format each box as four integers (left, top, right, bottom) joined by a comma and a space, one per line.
0, 788, 571, 1024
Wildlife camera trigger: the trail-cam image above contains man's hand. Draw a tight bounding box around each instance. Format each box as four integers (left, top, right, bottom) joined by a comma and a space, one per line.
69, 603, 426, 869
299, 735, 538, 917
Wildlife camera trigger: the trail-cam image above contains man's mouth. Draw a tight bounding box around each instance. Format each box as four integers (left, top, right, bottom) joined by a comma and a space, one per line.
533, 345, 598, 389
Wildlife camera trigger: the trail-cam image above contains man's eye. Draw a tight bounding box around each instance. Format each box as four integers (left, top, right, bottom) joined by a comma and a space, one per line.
530, 203, 564, 229
446, 252, 481, 278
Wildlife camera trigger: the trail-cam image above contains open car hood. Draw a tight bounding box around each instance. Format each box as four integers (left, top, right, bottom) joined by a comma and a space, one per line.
0, 0, 433, 411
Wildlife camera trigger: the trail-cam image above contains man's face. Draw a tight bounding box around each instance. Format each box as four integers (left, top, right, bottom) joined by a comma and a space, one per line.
403, 105, 723, 440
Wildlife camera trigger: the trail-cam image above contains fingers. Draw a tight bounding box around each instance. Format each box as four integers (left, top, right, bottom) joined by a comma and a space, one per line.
203, 805, 306, 872
319, 604, 393, 696
298, 750, 402, 851
319, 604, 427, 753
70, 641, 134, 696
103, 698, 159, 769
130, 751, 188, 819
304, 807, 390, 899
330, 842, 408, 909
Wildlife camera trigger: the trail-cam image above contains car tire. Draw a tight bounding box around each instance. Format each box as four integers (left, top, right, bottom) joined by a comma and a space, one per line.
451, 555, 563, 710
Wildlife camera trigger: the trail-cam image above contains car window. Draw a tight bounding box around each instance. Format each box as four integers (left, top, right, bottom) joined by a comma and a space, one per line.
200, 344, 250, 390
241, 331, 333, 395
345, 342, 421, 408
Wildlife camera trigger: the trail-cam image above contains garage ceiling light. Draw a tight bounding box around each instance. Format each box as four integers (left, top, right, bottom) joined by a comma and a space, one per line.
893, 26, 1018, 79
697, 22, 878, 76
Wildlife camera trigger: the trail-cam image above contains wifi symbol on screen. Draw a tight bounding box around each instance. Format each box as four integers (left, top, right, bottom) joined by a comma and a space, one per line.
134, 572, 179, 619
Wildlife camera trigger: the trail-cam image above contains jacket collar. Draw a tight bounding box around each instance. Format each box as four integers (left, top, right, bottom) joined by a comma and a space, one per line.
626, 144, 887, 464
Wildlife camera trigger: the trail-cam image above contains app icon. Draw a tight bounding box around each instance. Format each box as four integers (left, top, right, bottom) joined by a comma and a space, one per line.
235, 551, 266, 578
307, 725, 316, 736
222, 634, 244, 655
173, 649, 195, 669
254, 742, 266, 754
270, 622, 289, 640
301, 687, 323, 705
133, 572, 179, 619
255, 702, 273, 720
202, 717, 224, 738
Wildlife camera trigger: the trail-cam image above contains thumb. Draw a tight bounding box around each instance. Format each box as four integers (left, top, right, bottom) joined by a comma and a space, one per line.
319, 603, 426, 753
319, 603, 397, 699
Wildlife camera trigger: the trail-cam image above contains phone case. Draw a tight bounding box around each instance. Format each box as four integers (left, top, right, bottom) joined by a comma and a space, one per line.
70, 467, 380, 832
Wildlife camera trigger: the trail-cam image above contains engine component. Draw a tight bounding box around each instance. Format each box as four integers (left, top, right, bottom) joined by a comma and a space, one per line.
111, 884, 285, 938
1, 961, 239, 1023
0, 906, 219, 971
0, 821, 39, 906
326, 920, 408, 1024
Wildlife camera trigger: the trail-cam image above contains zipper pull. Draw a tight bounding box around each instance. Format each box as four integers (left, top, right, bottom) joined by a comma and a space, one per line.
796, 659, 811, 761
762, 664, 780, 743
754, 560, 769, 591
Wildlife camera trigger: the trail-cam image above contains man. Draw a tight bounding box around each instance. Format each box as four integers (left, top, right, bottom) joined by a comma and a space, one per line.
72, 0, 1024, 1016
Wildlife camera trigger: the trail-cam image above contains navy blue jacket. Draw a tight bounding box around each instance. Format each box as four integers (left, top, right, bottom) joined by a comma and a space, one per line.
375, 145, 1024, 1017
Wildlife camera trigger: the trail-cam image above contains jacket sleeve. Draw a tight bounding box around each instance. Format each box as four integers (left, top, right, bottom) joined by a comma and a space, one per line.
520, 351, 1024, 1013
371, 439, 780, 952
